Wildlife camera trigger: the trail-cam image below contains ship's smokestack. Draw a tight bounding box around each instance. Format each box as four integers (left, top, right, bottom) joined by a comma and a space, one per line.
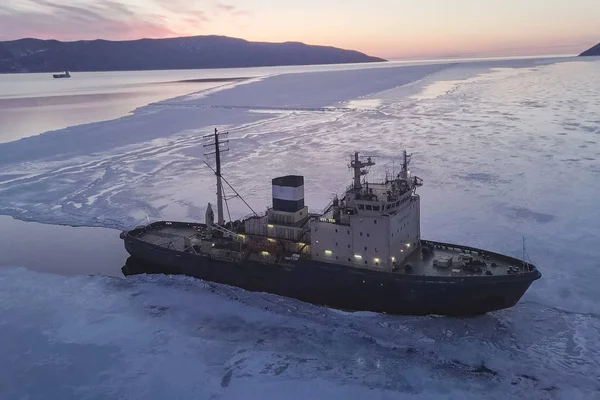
272, 175, 304, 212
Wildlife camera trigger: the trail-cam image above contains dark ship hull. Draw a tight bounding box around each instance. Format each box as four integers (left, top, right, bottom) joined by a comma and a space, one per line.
121, 230, 541, 316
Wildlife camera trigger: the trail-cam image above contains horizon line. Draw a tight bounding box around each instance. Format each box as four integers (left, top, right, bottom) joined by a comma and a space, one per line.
1, 34, 595, 60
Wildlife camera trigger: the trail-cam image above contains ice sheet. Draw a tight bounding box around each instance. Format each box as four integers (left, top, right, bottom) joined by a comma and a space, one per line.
1, 266, 598, 399
1, 57, 599, 398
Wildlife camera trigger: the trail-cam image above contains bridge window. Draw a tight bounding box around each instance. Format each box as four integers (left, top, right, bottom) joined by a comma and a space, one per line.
358, 204, 365, 210
373, 206, 380, 211
366, 205, 372, 211
374, 219, 377, 224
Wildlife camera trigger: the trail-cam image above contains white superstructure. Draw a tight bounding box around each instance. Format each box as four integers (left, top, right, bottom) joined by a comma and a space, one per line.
310, 151, 423, 270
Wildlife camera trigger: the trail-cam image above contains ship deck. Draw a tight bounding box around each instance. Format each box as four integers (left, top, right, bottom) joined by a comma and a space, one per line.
126, 222, 536, 278
397, 241, 531, 278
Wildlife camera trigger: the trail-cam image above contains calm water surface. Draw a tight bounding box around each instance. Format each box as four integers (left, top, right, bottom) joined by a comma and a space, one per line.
0, 215, 126, 277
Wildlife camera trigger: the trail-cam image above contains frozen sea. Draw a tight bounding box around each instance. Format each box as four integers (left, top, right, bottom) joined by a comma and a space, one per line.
1, 55, 599, 399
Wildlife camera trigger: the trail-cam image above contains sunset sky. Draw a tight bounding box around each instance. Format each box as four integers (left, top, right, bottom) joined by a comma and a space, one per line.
0, 0, 598, 59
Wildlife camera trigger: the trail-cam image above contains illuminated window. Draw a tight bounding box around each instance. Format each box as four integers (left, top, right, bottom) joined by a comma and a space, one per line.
354, 254, 362, 259
325, 250, 332, 256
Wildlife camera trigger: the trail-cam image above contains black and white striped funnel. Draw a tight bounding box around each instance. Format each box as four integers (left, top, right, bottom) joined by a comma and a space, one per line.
272, 175, 304, 212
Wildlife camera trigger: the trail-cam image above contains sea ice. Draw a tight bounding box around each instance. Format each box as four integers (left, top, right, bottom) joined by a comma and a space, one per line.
0, 56, 599, 399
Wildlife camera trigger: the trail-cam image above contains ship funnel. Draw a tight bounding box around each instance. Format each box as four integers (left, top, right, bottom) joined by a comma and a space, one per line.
272, 175, 304, 212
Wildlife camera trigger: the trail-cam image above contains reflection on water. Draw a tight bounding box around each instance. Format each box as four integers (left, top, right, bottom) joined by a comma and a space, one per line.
121, 256, 172, 277
0, 80, 228, 143
0, 215, 127, 277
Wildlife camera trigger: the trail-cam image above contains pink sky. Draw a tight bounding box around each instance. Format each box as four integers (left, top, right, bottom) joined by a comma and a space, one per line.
0, 0, 598, 58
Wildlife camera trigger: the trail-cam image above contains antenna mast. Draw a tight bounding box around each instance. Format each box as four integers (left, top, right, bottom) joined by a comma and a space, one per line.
400, 150, 412, 180
204, 128, 229, 226
350, 152, 375, 190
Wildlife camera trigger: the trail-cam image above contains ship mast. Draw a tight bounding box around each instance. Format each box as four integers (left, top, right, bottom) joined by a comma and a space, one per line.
400, 150, 411, 180
204, 128, 229, 226
350, 152, 375, 190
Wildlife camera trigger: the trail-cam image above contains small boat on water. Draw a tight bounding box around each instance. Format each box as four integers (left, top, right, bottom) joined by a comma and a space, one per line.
53, 71, 71, 79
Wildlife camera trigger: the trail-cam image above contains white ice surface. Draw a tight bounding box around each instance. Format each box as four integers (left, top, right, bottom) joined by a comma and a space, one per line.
1, 57, 599, 398
1, 266, 598, 399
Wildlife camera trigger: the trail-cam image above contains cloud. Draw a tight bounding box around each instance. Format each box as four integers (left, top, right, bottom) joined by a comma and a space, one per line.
215, 2, 250, 17
0, 0, 180, 41
0, 0, 251, 41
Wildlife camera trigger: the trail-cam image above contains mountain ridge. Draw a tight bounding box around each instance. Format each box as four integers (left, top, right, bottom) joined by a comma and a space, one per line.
0, 35, 386, 73
579, 42, 600, 56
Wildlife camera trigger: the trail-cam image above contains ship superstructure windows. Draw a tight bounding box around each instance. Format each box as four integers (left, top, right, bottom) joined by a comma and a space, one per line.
309, 150, 422, 271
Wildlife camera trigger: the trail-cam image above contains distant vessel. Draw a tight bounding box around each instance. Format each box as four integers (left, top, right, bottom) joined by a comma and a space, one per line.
53, 71, 71, 79
120, 129, 541, 316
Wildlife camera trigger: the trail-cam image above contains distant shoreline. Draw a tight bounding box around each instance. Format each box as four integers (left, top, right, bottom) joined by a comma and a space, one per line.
0, 36, 385, 74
